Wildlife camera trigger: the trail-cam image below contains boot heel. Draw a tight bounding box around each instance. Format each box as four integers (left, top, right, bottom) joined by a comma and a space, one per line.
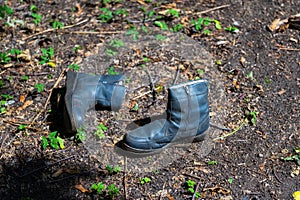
193, 129, 208, 142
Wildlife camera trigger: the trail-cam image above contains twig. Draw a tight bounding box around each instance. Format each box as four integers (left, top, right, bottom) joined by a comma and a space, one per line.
23, 18, 89, 40
145, 67, 156, 102
67, 31, 124, 35
20, 155, 75, 178
123, 156, 128, 200
192, 181, 201, 200
210, 122, 231, 131
196, 4, 230, 15
279, 47, 300, 51
131, 86, 161, 100
28, 68, 68, 128
213, 119, 245, 141
172, 65, 180, 85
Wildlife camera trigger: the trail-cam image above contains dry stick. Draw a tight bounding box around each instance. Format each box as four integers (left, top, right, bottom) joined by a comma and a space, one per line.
123, 156, 128, 200
279, 47, 300, 51
212, 119, 246, 141
145, 67, 156, 102
68, 31, 124, 35
192, 181, 201, 200
28, 68, 68, 128
23, 18, 89, 40
172, 65, 180, 85
196, 4, 230, 15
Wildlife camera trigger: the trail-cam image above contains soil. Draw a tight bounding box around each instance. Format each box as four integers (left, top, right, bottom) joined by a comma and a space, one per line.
0, 0, 299, 200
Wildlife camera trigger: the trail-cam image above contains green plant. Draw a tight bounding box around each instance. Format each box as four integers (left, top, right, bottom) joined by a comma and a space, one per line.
75, 127, 86, 142
68, 64, 80, 71
186, 180, 201, 199
228, 177, 234, 184
0, 4, 13, 19
191, 18, 221, 32
166, 8, 179, 18
107, 184, 120, 198
264, 77, 271, 84
215, 60, 222, 65
106, 165, 121, 174
52, 21, 64, 29
39, 47, 54, 64
72, 45, 82, 52
94, 123, 107, 138
245, 110, 258, 125
225, 26, 239, 33
171, 23, 184, 32
108, 66, 119, 75
41, 131, 64, 150
98, 8, 113, 22
281, 147, 300, 166
155, 34, 167, 41
114, 8, 128, 16
154, 21, 168, 30
208, 160, 218, 165
203, 29, 211, 35
90, 182, 105, 195
30, 5, 38, 12
9, 48, 22, 56
35, 83, 44, 93
0, 52, 11, 64
18, 124, 27, 131
0, 80, 4, 88
106, 48, 117, 56
126, 27, 139, 40
140, 177, 151, 184
109, 39, 124, 48
0, 94, 13, 115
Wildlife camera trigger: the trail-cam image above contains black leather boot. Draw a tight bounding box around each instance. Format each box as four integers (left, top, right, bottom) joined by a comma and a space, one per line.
120, 79, 210, 156
64, 71, 126, 133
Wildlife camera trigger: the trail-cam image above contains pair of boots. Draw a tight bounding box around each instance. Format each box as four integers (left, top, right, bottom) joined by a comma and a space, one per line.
64, 71, 210, 156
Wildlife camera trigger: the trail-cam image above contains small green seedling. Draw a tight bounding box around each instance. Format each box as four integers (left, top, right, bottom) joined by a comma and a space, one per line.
264, 77, 271, 84
140, 177, 151, 184
0, 4, 13, 19
35, 83, 44, 93
18, 124, 27, 131
171, 23, 184, 32
40, 47, 54, 64
154, 21, 168, 30
68, 64, 80, 71
72, 45, 82, 52
30, 5, 38, 12
109, 39, 124, 48
245, 110, 258, 125
166, 8, 179, 18
208, 160, 218, 165
75, 127, 86, 142
106, 48, 118, 56
52, 21, 64, 29
98, 8, 113, 22
114, 8, 128, 16
0, 94, 13, 115
281, 147, 300, 166
107, 184, 120, 198
106, 165, 122, 174
186, 180, 201, 199
203, 29, 211, 35
108, 66, 119, 75
228, 177, 234, 184
90, 182, 105, 195
155, 34, 167, 41
225, 26, 239, 33
94, 123, 108, 138
126, 27, 139, 40
0, 52, 11, 64
41, 131, 64, 150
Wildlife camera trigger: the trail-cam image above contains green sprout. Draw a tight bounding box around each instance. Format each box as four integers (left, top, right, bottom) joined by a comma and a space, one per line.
40, 47, 54, 64
114, 8, 128, 16
186, 180, 201, 199
108, 66, 119, 75
107, 184, 120, 198
207, 160, 218, 165
90, 182, 105, 195
75, 127, 86, 142
18, 124, 27, 131
281, 147, 300, 166
154, 21, 168, 30
228, 177, 234, 184
90, 182, 120, 198
155, 34, 167, 41
166, 8, 179, 18
245, 110, 258, 125
41, 131, 64, 150
106, 48, 118, 56
68, 64, 80, 71
52, 21, 64, 29
140, 177, 151, 185
94, 123, 108, 138
0, 4, 13, 19
98, 8, 113, 22
225, 26, 239, 33
35, 83, 44, 93
171, 23, 184, 32
203, 29, 211, 35
0, 52, 11, 64
109, 39, 125, 48
126, 27, 139, 40
106, 165, 122, 174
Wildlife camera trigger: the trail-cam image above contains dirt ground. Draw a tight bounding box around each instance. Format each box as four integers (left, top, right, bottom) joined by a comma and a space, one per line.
0, 0, 299, 199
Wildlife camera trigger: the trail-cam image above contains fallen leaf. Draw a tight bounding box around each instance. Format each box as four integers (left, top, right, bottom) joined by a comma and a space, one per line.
232, 79, 240, 89
19, 95, 25, 103
268, 18, 280, 32
52, 168, 64, 177
293, 191, 300, 200
259, 161, 266, 171
75, 3, 82, 16
166, 193, 174, 200
277, 89, 286, 95
17, 100, 33, 111
75, 184, 88, 193
136, 0, 148, 6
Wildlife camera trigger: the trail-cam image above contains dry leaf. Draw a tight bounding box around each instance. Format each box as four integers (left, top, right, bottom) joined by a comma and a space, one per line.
52, 168, 64, 177
17, 100, 33, 111
161, 3, 176, 9
19, 95, 25, 103
259, 161, 266, 171
268, 18, 280, 32
293, 191, 300, 200
75, 3, 83, 16
75, 184, 88, 193
166, 193, 174, 200
136, 0, 148, 6
232, 79, 240, 89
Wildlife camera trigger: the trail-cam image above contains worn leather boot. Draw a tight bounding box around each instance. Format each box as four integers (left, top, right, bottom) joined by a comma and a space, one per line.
64, 71, 126, 133
121, 79, 209, 156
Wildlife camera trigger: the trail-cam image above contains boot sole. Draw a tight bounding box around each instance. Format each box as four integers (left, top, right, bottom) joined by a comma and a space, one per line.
115, 129, 209, 158
64, 71, 78, 133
